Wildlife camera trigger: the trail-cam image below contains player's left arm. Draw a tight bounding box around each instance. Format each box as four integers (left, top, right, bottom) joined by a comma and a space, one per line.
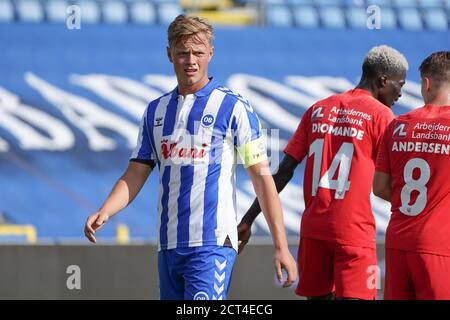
246, 160, 297, 288
373, 119, 393, 202
373, 171, 392, 202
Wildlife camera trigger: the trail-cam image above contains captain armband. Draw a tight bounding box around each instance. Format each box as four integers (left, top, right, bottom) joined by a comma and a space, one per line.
237, 136, 268, 168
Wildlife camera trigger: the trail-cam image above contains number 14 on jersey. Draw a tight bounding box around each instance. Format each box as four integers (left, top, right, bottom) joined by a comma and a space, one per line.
309, 138, 354, 199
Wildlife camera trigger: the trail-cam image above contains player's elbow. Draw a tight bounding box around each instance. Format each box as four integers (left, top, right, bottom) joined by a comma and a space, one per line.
372, 184, 386, 199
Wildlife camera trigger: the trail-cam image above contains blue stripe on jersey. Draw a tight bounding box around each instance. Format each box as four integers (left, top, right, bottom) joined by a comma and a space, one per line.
187, 96, 208, 135
202, 94, 237, 245
176, 165, 195, 246
243, 104, 261, 140
146, 99, 160, 165
159, 165, 171, 249
231, 113, 238, 147
163, 94, 178, 136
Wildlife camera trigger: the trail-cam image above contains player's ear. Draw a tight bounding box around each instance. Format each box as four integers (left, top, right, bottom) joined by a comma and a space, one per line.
378, 75, 388, 88
424, 77, 432, 92
167, 46, 173, 63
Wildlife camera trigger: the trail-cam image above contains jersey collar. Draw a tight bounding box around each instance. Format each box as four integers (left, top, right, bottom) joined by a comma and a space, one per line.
349, 88, 372, 96
172, 77, 218, 99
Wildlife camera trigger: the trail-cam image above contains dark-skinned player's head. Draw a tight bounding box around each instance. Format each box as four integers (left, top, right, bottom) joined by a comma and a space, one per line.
360, 45, 408, 107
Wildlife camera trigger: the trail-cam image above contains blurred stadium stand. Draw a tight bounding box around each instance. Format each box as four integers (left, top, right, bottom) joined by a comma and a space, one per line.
0, 211, 37, 243
0, 0, 448, 30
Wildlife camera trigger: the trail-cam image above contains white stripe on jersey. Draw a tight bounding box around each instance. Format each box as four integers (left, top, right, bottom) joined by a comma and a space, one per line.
156, 179, 163, 250
166, 165, 180, 250
152, 94, 172, 163
215, 130, 236, 247
154, 95, 171, 251
188, 90, 227, 246
130, 110, 146, 159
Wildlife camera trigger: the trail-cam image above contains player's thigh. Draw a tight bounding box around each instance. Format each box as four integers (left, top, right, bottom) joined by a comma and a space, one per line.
296, 238, 335, 298
184, 246, 237, 300
384, 249, 414, 300
334, 244, 377, 300
158, 250, 184, 300
409, 252, 450, 300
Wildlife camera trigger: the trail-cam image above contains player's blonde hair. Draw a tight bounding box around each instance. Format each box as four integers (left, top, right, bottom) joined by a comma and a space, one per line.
363, 45, 409, 78
167, 15, 214, 49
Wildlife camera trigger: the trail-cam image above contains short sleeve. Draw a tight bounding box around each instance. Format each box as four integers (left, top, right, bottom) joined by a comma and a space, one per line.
284, 107, 311, 163
130, 109, 156, 167
373, 108, 395, 157
231, 100, 267, 168
375, 121, 393, 174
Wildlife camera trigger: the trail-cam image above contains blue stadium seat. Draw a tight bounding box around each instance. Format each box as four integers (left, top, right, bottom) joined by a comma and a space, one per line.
78, 1, 101, 24
320, 6, 346, 28
264, 0, 286, 4
398, 7, 424, 30
286, 0, 314, 5
157, 2, 183, 24
0, 0, 14, 22
316, 0, 342, 5
346, 6, 368, 28
423, 8, 448, 30
342, 0, 365, 5
130, 2, 156, 25
392, 0, 419, 8
102, 1, 128, 24
45, 0, 68, 23
17, 0, 44, 22
365, 0, 392, 6
293, 5, 320, 27
445, 0, 450, 9
266, 5, 293, 26
418, 0, 444, 9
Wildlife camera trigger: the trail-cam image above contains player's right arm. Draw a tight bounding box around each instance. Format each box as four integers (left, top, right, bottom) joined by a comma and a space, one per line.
84, 161, 154, 243
85, 106, 156, 243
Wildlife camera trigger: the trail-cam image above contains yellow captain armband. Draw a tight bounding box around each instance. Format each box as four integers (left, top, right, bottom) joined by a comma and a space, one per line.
237, 136, 268, 168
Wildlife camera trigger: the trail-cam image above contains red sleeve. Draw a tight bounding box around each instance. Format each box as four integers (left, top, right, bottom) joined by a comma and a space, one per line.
375, 121, 394, 174
373, 108, 394, 157
284, 108, 310, 162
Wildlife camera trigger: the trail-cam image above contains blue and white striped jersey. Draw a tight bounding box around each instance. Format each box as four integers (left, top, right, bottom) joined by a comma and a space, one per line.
130, 79, 267, 251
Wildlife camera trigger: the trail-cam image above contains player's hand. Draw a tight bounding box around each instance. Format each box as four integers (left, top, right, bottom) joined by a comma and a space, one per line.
84, 211, 109, 244
237, 221, 252, 254
274, 247, 297, 288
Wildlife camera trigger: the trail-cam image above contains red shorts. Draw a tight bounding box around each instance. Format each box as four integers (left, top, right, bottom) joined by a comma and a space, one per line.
385, 249, 450, 300
296, 237, 378, 299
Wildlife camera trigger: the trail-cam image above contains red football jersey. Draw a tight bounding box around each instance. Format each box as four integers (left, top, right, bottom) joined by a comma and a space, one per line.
376, 105, 450, 256
285, 89, 394, 248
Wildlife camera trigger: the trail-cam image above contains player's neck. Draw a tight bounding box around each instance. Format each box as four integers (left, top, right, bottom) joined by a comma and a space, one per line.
425, 90, 450, 107
177, 77, 210, 97
355, 82, 376, 97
